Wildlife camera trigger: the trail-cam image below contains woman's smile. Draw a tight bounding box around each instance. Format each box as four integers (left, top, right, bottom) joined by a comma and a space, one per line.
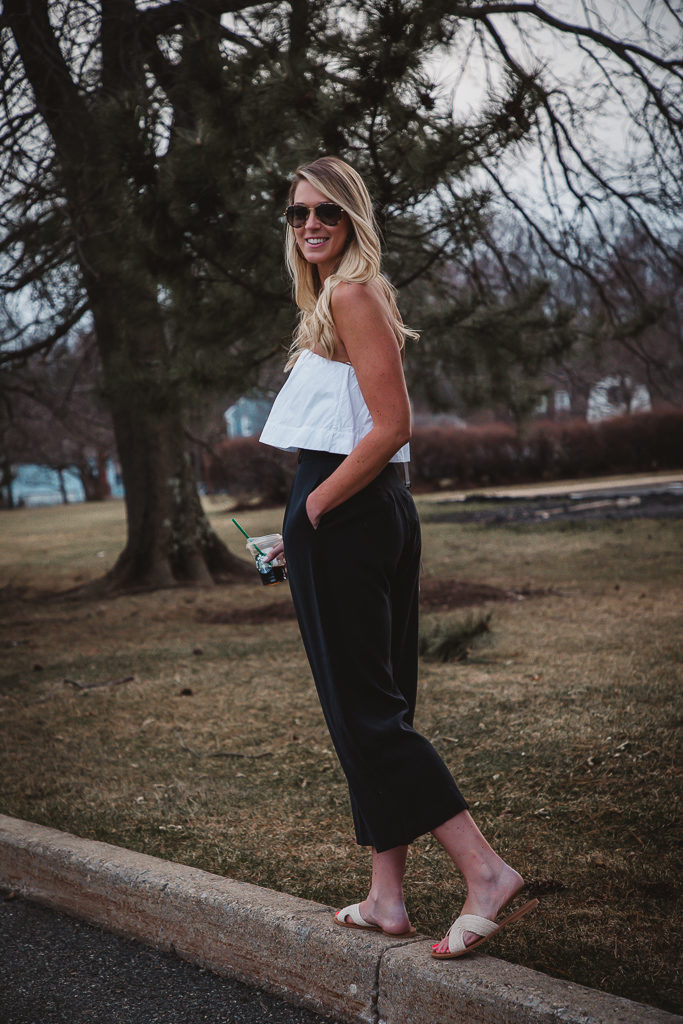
293, 181, 350, 279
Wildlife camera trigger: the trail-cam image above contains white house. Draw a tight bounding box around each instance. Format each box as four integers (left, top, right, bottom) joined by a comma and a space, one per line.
223, 396, 273, 438
586, 376, 651, 422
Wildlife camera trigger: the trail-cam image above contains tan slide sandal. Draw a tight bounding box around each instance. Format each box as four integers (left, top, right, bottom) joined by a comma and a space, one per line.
431, 898, 539, 959
335, 902, 417, 938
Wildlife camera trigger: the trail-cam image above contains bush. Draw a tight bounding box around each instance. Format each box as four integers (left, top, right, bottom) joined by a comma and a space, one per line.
419, 611, 492, 662
202, 437, 297, 507
410, 410, 683, 491
410, 424, 524, 488
201, 410, 683, 506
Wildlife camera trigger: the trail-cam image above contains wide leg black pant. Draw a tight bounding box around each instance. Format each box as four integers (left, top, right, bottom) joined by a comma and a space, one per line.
283, 450, 468, 853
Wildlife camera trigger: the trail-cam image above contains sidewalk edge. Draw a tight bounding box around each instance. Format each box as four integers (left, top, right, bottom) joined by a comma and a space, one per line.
0, 815, 678, 1024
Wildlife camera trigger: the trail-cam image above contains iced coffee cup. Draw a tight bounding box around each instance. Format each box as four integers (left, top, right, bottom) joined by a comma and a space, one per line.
246, 533, 287, 586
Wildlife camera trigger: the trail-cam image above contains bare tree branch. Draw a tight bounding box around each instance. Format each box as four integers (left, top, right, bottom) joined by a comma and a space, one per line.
445, 3, 683, 75
3, 0, 95, 165
0, 303, 90, 367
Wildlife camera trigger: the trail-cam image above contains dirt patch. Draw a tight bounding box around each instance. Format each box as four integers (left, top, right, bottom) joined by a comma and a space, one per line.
197, 599, 295, 625
419, 577, 553, 611
195, 578, 552, 625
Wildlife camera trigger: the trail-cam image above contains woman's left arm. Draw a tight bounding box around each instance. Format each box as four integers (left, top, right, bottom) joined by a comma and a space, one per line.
305, 281, 411, 528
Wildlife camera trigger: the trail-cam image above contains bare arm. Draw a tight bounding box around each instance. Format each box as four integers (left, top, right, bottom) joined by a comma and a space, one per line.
305, 281, 411, 528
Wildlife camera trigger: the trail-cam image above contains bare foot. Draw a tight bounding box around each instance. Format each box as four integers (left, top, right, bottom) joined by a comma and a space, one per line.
432, 863, 524, 954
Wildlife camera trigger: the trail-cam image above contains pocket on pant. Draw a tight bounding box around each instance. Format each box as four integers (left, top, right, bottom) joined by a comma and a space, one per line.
318, 488, 391, 533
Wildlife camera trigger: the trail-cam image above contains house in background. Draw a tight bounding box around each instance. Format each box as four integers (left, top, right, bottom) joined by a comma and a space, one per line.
534, 390, 572, 418
223, 396, 274, 438
535, 375, 652, 423
586, 375, 651, 422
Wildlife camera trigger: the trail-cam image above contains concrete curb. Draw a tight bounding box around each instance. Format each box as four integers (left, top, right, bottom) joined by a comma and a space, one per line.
0, 815, 678, 1024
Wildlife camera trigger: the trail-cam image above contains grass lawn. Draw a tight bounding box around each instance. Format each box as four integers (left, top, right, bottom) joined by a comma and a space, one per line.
0, 496, 681, 1014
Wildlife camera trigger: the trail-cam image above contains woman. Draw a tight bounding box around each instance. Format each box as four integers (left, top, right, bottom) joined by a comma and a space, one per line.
260, 156, 537, 958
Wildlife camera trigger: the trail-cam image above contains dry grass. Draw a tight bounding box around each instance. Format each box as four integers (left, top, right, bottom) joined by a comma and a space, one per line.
0, 498, 681, 1013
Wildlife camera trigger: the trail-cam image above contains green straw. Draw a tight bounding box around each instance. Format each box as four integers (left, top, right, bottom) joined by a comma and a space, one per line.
231, 517, 267, 558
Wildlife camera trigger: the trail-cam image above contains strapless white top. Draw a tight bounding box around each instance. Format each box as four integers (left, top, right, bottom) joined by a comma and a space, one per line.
259, 349, 410, 463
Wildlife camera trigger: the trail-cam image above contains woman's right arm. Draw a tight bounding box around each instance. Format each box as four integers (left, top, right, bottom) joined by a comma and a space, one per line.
304, 281, 411, 529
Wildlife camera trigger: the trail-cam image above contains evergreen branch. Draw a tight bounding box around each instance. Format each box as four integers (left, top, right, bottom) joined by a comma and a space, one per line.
145, 45, 195, 135
477, 230, 519, 295
393, 239, 457, 290
212, 21, 264, 54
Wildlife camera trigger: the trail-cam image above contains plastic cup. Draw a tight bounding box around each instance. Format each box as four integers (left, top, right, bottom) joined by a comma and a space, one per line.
246, 533, 287, 586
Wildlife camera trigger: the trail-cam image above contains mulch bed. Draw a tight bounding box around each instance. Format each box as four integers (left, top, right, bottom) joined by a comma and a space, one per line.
195, 578, 553, 625
424, 490, 683, 525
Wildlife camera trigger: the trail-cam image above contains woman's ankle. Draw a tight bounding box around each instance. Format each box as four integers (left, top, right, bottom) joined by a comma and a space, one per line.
367, 886, 405, 910
465, 862, 523, 908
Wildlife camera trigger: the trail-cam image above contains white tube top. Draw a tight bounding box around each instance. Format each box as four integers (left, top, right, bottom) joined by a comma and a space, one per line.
259, 349, 410, 463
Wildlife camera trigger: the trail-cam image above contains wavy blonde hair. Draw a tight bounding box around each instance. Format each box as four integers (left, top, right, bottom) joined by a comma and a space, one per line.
284, 156, 418, 369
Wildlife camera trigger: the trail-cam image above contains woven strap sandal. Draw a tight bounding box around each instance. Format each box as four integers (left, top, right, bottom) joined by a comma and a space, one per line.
432, 898, 539, 960
334, 903, 416, 937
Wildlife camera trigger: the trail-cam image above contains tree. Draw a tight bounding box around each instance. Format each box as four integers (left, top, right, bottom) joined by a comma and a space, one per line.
572, 225, 683, 411
520, 223, 683, 418
0, 331, 117, 505
401, 217, 577, 424
431, 217, 683, 422
1, 1, 680, 589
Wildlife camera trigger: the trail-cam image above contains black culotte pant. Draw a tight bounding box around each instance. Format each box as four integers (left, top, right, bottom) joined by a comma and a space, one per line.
283, 449, 468, 853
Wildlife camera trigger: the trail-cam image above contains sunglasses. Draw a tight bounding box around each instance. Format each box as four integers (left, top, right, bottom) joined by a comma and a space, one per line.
285, 202, 345, 228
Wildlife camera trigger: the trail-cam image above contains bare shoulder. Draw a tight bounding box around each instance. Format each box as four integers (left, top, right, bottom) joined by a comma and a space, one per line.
330, 280, 400, 366
331, 279, 391, 321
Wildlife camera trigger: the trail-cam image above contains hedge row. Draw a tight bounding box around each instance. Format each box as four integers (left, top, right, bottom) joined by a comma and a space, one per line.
202, 410, 683, 505
409, 410, 683, 490
202, 438, 297, 507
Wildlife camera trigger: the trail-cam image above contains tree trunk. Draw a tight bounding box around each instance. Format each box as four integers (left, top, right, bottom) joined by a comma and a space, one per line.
1, 458, 14, 508
96, 449, 112, 501
65, 193, 250, 592
107, 395, 248, 590
88, 293, 250, 592
57, 468, 69, 504
79, 449, 112, 502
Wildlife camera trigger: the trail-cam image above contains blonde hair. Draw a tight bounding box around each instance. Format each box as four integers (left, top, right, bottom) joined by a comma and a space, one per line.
284, 156, 418, 369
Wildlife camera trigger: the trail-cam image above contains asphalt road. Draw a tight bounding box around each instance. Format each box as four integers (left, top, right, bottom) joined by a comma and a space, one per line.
0, 892, 339, 1024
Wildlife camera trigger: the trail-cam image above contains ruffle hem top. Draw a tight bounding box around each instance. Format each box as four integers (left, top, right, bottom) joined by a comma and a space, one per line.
259, 349, 410, 463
